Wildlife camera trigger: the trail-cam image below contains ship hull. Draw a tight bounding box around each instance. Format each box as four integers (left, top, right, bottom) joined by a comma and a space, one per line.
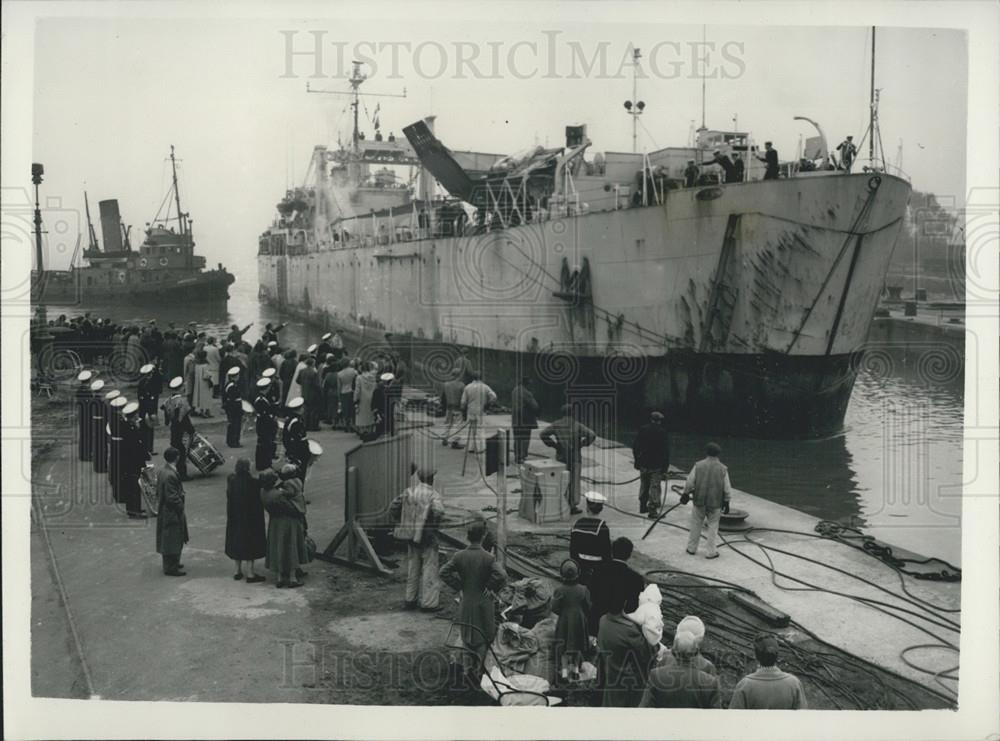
31, 269, 234, 305
258, 173, 911, 438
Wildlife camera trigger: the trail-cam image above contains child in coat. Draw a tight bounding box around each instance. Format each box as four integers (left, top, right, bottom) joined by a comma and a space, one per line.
552, 559, 591, 681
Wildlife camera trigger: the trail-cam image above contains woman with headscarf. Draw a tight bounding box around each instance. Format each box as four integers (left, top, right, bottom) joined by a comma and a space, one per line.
353, 361, 378, 439
191, 350, 214, 417
225, 458, 266, 582
261, 465, 308, 588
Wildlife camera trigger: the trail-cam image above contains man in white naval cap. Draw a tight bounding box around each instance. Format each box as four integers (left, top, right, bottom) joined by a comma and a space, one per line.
107, 395, 129, 504
223, 366, 244, 448
161, 376, 195, 480
89, 379, 109, 474
372, 372, 399, 439
122, 401, 151, 519
282, 397, 310, 485
569, 490, 612, 590
76, 370, 96, 462
253, 377, 279, 471
316, 333, 334, 361
136, 362, 162, 455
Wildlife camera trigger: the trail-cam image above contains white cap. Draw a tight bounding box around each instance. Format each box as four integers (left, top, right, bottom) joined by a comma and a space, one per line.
139, 363, 154, 374
168, 376, 184, 389
267, 341, 277, 348
380, 372, 395, 382
583, 491, 607, 504
105, 389, 121, 400
227, 366, 240, 377
286, 396, 304, 409
123, 401, 140, 416
90, 379, 105, 392
307, 343, 318, 353
256, 377, 271, 388
262, 367, 276, 378
321, 332, 332, 341
77, 370, 94, 382
110, 396, 128, 408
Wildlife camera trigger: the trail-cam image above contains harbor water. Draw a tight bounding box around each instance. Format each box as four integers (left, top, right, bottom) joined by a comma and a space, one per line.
52, 281, 964, 565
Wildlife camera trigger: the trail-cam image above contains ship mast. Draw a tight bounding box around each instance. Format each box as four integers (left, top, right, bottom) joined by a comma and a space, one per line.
84, 190, 100, 252
170, 145, 185, 236
869, 27, 875, 163
306, 64, 406, 152
622, 47, 645, 153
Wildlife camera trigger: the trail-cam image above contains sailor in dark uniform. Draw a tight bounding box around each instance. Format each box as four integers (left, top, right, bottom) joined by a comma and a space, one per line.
75, 370, 96, 461
136, 363, 160, 456
261, 367, 282, 407
95, 388, 122, 475
282, 397, 310, 484
316, 333, 334, 361
756, 141, 779, 180
161, 376, 195, 480
107, 395, 129, 504
223, 366, 244, 448
253, 377, 278, 471
569, 490, 612, 586
121, 401, 150, 518
89, 380, 109, 473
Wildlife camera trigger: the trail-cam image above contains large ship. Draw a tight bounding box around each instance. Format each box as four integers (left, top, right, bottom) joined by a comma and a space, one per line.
32, 147, 234, 304
257, 62, 910, 438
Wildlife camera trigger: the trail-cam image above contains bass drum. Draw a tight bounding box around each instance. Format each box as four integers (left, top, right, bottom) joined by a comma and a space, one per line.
187, 432, 225, 475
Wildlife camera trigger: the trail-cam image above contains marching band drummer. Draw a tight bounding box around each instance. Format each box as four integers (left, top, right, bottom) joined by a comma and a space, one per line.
122, 401, 151, 519
107, 395, 129, 505
282, 397, 310, 486
253, 377, 278, 472
261, 367, 282, 408
76, 370, 96, 462
90, 380, 110, 474
162, 376, 195, 481
223, 366, 244, 448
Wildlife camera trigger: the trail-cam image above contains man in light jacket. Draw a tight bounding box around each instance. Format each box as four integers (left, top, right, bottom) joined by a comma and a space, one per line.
680, 441, 732, 559
389, 467, 446, 611
730, 634, 807, 709
460, 371, 496, 454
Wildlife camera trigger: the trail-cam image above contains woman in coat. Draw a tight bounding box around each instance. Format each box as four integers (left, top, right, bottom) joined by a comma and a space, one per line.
261, 466, 308, 588
353, 363, 378, 437
439, 520, 507, 677
191, 350, 213, 417
596, 584, 657, 707
225, 458, 267, 582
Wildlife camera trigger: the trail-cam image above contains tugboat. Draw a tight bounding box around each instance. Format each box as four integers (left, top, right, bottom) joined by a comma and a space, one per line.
31, 146, 234, 304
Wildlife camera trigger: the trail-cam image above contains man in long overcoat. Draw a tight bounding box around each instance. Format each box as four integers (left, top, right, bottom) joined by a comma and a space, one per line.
439, 520, 507, 677
155, 447, 189, 576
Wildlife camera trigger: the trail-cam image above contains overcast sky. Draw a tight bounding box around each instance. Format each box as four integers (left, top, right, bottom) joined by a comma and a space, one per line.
32, 17, 966, 280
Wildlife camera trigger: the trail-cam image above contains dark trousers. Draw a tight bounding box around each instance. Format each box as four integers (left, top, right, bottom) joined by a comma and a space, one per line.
162, 553, 182, 574
512, 425, 533, 462
338, 393, 354, 429
304, 402, 321, 431
79, 409, 94, 462
92, 421, 108, 473
170, 432, 188, 478
123, 474, 143, 514
255, 437, 276, 471
226, 408, 242, 447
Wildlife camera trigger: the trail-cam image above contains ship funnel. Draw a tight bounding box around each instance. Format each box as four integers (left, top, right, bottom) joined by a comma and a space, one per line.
99, 199, 125, 254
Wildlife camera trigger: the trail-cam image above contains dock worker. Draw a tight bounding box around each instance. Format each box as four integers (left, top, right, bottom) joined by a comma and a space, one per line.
136, 363, 161, 455
460, 371, 497, 454
632, 411, 671, 519
570, 491, 612, 592
729, 634, 807, 709
253, 377, 278, 471
282, 397, 310, 484
440, 370, 466, 448
155, 446, 189, 577
89, 380, 109, 473
107, 395, 128, 504
162, 377, 195, 480
540, 403, 596, 514
389, 466, 446, 612
709, 150, 737, 183
756, 141, 779, 180
679, 442, 732, 559
453, 347, 474, 385
223, 366, 244, 448
122, 401, 151, 519
683, 160, 699, 187
76, 370, 96, 461
510, 376, 540, 464
836, 135, 857, 171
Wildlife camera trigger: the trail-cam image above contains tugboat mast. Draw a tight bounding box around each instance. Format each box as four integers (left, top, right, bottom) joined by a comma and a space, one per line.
170, 145, 185, 235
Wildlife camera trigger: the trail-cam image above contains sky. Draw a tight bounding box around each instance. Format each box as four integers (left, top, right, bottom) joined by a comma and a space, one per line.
30, 16, 967, 283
